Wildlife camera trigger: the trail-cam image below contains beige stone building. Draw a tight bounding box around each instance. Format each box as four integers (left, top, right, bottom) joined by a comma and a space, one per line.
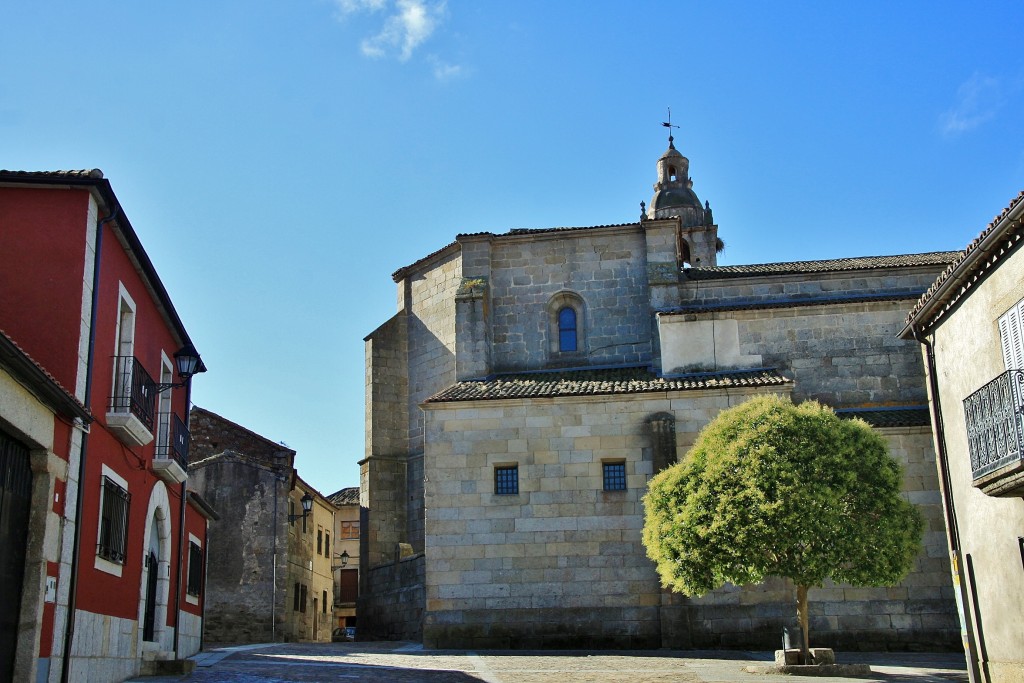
901, 191, 1024, 683
286, 477, 336, 642
361, 134, 962, 650
327, 486, 360, 632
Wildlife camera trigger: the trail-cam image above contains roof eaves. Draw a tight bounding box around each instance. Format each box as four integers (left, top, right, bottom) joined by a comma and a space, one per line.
0, 329, 92, 422
902, 191, 1024, 337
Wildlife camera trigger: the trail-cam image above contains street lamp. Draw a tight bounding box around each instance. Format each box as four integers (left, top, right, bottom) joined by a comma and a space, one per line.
288, 492, 314, 523
155, 343, 207, 392
332, 550, 350, 572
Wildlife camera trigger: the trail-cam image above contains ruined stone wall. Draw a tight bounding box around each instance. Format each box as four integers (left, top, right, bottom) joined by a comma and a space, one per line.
188, 459, 288, 644
485, 226, 654, 372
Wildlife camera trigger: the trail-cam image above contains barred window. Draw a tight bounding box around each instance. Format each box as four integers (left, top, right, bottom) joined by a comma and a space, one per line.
186, 542, 204, 597
495, 465, 519, 495
98, 476, 130, 563
603, 462, 627, 491
325, 532, 330, 558
300, 584, 308, 613
317, 527, 323, 555
293, 582, 300, 611
322, 590, 328, 613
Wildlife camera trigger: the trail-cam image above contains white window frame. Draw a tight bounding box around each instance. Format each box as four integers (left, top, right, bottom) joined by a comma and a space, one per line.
111, 283, 137, 406
95, 464, 129, 577
185, 533, 202, 605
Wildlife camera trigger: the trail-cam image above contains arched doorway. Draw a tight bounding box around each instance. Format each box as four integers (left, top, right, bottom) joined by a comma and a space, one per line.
138, 482, 171, 653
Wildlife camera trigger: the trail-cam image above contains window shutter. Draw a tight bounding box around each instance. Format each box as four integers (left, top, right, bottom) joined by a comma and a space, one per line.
999, 301, 1024, 371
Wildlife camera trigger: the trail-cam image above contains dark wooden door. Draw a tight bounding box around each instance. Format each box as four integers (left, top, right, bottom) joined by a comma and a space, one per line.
0, 429, 32, 681
143, 551, 158, 642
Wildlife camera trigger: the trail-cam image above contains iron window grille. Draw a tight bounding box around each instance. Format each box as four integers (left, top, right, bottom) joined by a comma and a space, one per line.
154, 412, 190, 470
98, 476, 131, 563
110, 355, 156, 432
300, 584, 307, 613
963, 369, 1024, 479
293, 582, 300, 611
603, 462, 627, 491
495, 465, 519, 495
186, 542, 204, 596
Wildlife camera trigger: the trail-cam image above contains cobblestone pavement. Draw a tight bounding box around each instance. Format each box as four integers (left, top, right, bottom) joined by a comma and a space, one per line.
130, 642, 968, 683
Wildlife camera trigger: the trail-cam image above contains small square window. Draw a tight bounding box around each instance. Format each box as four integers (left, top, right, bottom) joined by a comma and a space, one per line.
495, 465, 519, 495
603, 462, 627, 491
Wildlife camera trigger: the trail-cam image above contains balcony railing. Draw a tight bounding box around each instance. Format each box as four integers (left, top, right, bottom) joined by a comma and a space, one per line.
964, 369, 1024, 491
155, 412, 190, 471
110, 355, 156, 432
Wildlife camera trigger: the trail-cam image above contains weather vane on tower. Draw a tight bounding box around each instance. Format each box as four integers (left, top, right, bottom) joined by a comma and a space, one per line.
662, 107, 679, 144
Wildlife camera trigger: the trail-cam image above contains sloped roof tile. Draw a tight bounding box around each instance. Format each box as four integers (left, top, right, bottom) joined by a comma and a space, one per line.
425, 366, 790, 403
686, 251, 959, 280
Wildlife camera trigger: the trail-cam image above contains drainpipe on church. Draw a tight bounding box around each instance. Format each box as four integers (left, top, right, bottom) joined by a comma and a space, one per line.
911, 325, 983, 683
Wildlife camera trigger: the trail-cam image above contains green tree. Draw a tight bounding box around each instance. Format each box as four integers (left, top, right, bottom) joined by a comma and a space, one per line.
642, 395, 923, 661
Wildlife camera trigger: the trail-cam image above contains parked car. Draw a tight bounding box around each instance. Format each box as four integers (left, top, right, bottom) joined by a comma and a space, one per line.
332, 628, 350, 642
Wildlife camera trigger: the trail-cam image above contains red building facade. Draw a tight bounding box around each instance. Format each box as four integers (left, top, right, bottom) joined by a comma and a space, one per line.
0, 170, 214, 682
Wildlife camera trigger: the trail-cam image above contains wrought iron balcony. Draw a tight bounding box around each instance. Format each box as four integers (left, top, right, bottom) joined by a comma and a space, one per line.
106, 356, 156, 447
963, 369, 1024, 496
153, 412, 190, 484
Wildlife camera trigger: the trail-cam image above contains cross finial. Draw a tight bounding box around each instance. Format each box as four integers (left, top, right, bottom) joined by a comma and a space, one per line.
661, 107, 679, 144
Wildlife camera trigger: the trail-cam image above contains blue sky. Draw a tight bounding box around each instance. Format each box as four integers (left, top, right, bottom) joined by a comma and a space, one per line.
3, 1, 1023, 494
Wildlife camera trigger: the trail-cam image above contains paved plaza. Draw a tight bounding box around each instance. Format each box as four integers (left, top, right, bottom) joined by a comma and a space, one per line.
130, 642, 968, 683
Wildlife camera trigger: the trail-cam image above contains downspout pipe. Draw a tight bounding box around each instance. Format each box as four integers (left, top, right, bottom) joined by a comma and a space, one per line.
61, 203, 118, 683
911, 324, 983, 683
172, 379, 193, 659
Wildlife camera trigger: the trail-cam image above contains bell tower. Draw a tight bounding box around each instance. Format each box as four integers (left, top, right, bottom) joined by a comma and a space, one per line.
646, 115, 720, 267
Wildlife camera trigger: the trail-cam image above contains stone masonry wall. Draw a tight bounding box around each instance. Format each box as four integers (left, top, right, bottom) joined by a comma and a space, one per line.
406, 250, 462, 457
187, 459, 287, 644
732, 299, 928, 407
485, 226, 654, 372
358, 554, 425, 642
420, 394, 957, 650
420, 387, 776, 649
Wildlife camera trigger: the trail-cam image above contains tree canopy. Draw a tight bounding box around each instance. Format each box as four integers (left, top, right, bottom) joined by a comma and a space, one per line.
642, 395, 924, 598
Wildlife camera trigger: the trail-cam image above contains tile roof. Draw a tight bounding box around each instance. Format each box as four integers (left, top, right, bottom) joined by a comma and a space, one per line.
834, 406, 931, 429
502, 222, 640, 236
0, 329, 91, 422
660, 290, 925, 316
903, 190, 1024, 335
0, 169, 104, 180
327, 487, 360, 506
424, 366, 790, 403
686, 251, 959, 280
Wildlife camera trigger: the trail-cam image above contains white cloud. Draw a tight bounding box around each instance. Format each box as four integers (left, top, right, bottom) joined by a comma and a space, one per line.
336, 0, 446, 62
430, 57, 464, 82
939, 73, 1001, 136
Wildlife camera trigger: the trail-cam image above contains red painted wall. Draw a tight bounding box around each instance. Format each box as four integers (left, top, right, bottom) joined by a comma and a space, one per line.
75, 217, 193, 620
0, 187, 91, 392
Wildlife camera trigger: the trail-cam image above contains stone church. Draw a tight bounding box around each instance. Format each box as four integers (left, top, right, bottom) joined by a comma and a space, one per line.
359, 133, 961, 650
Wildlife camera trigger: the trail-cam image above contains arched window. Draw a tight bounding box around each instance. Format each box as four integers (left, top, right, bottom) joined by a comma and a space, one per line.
558, 307, 577, 352
547, 291, 586, 358
668, 165, 677, 182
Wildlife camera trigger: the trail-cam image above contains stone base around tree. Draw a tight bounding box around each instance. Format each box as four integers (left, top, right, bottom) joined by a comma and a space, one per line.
757, 648, 871, 676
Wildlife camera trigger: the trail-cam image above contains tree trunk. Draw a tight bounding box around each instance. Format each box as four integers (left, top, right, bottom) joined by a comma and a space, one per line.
796, 584, 810, 664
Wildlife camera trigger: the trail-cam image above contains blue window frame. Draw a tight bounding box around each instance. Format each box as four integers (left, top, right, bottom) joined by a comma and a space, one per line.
602, 462, 626, 491
558, 307, 577, 352
494, 465, 519, 495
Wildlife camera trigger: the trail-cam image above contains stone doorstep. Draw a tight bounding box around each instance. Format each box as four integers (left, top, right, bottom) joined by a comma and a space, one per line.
139, 658, 197, 676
